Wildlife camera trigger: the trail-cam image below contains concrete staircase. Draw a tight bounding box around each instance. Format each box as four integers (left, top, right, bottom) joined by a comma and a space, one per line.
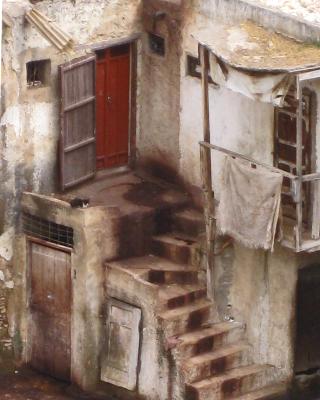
106, 206, 287, 400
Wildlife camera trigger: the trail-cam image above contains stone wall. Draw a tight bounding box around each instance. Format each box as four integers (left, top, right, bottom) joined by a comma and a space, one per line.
1, 0, 143, 368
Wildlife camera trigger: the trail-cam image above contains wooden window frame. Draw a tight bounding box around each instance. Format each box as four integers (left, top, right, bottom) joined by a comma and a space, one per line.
186, 54, 217, 86
274, 87, 315, 227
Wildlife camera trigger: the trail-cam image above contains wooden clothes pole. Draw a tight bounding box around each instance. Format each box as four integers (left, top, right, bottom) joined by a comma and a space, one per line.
199, 45, 215, 300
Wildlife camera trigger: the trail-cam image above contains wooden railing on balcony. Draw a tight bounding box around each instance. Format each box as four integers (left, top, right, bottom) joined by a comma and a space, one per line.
199, 140, 320, 253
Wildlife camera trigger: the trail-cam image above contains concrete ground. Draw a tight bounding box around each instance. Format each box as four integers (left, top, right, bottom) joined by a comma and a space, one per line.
2, 369, 320, 400
0, 368, 114, 400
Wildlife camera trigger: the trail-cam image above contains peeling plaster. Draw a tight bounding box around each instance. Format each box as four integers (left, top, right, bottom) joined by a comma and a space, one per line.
0, 229, 14, 262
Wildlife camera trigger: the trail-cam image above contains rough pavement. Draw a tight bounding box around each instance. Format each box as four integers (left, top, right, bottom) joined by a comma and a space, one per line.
0, 368, 113, 400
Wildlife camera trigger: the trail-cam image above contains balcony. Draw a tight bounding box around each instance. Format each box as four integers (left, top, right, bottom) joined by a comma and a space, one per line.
200, 141, 320, 253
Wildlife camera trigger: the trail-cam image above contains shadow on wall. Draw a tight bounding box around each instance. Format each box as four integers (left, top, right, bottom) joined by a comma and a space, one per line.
292, 264, 320, 400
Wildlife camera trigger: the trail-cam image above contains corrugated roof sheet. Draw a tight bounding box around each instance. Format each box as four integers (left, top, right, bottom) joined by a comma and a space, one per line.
26, 8, 74, 51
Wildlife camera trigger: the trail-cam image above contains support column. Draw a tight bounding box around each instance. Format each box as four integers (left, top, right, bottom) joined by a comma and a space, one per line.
199, 45, 215, 300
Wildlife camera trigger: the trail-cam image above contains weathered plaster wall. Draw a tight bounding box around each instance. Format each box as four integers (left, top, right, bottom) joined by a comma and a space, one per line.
196, 0, 320, 43
1, 0, 143, 367
137, 0, 184, 180
12, 188, 180, 397
13, 193, 127, 390
179, 11, 274, 191
177, 0, 320, 384
106, 266, 171, 400
213, 239, 320, 382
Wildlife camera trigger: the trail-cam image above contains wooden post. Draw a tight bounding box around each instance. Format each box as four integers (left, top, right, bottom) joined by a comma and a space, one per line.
199, 45, 215, 300
295, 76, 303, 251
312, 180, 320, 239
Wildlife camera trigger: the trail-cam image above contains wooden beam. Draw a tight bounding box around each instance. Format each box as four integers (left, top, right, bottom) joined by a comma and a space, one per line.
200, 45, 215, 300
200, 146, 215, 300
200, 45, 210, 143
302, 172, 320, 182
200, 141, 296, 179
295, 76, 303, 251
312, 181, 320, 239
299, 69, 320, 83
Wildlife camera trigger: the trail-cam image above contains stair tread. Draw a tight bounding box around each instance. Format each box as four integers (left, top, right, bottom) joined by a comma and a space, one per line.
178, 322, 244, 344
184, 342, 249, 367
108, 255, 194, 272
152, 232, 198, 246
231, 384, 287, 400
189, 364, 271, 390
159, 284, 206, 300
159, 299, 212, 320
174, 208, 204, 221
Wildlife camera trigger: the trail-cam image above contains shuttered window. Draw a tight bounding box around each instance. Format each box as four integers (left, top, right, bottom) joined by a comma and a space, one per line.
59, 55, 96, 191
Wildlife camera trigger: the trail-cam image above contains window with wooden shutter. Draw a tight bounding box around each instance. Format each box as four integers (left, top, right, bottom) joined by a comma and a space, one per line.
59, 55, 96, 191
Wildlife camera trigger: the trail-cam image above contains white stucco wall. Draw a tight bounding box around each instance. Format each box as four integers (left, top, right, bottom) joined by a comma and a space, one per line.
179, 14, 274, 192
179, 2, 320, 383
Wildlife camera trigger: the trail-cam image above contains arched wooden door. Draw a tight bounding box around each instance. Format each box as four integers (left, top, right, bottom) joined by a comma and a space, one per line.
96, 44, 131, 169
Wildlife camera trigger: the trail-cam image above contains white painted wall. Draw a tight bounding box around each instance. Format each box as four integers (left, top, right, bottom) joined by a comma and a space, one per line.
179, 15, 274, 193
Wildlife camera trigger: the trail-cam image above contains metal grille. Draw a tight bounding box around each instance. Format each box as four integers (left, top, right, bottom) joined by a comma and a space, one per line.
22, 213, 74, 248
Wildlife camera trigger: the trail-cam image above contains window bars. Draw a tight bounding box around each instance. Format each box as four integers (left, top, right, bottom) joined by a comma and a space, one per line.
22, 213, 74, 248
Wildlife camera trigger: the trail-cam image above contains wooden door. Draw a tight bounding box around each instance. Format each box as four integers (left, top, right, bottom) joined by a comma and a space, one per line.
96, 44, 131, 169
101, 298, 141, 390
59, 55, 96, 191
29, 241, 71, 381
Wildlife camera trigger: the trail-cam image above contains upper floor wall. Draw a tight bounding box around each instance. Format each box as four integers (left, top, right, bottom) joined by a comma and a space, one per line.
178, 0, 320, 193
0, 0, 143, 254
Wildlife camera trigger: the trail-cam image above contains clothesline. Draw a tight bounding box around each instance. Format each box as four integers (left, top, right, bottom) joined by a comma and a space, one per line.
199, 141, 296, 180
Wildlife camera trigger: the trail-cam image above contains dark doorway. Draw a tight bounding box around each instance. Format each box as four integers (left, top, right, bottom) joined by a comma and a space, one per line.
295, 264, 320, 374
96, 44, 131, 170
28, 240, 72, 381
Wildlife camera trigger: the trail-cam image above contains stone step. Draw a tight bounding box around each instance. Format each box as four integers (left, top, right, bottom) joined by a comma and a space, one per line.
158, 284, 207, 311
176, 322, 245, 359
173, 208, 205, 237
149, 269, 198, 285
232, 384, 287, 400
108, 255, 199, 285
182, 342, 251, 383
108, 255, 198, 285
159, 299, 212, 337
151, 232, 199, 265
186, 364, 275, 400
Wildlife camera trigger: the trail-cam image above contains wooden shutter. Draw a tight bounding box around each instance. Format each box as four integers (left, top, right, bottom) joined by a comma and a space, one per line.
59, 55, 96, 191
101, 298, 141, 391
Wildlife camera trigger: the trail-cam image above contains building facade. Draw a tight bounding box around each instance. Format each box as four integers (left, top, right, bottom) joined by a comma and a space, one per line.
1, 0, 320, 398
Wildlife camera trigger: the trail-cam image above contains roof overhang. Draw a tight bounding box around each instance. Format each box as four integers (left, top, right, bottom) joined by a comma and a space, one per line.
193, 20, 320, 74
193, 20, 320, 106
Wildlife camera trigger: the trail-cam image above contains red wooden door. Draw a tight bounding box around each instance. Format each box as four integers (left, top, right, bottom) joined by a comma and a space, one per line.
96, 44, 130, 169
29, 241, 71, 381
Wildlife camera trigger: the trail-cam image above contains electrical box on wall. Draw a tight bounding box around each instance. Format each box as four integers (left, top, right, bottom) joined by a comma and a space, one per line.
101, 298, 141, 391
148, 32, 165, 57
